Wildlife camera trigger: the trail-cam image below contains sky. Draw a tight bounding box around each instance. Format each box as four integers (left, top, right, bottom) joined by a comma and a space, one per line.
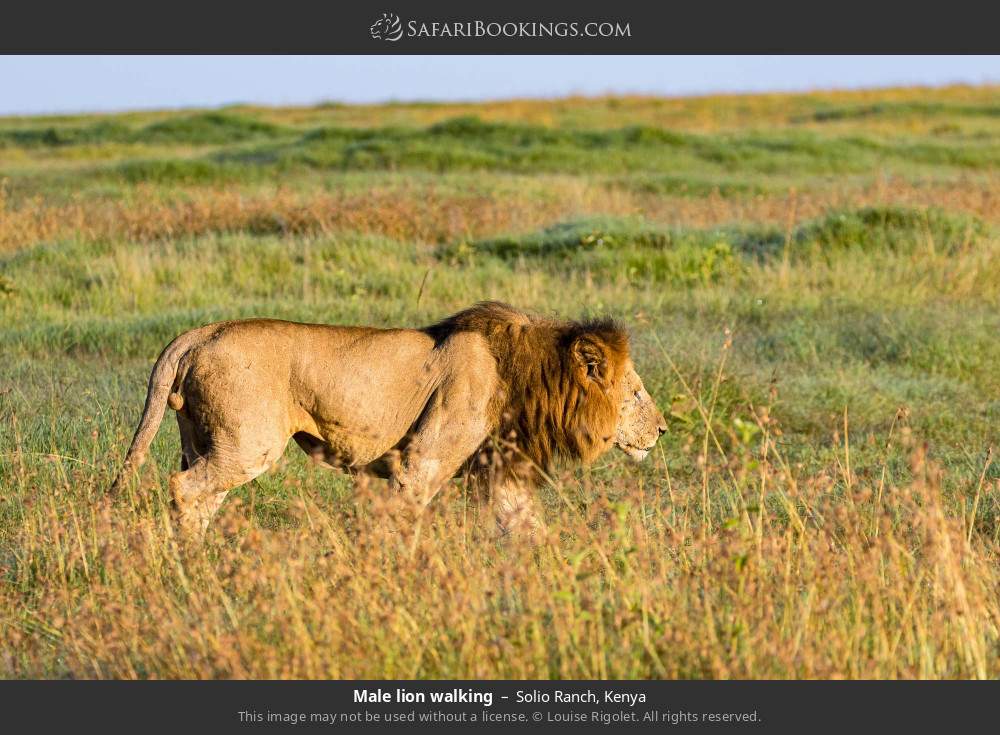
1, 55, 998, 116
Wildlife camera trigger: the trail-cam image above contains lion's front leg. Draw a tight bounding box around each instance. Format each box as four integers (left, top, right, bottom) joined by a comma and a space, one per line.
479, 475, 544, 545
386, 331, 503, 532
462, 439, 545, 544
389, 387, 494, 508
390, 427, 492, 508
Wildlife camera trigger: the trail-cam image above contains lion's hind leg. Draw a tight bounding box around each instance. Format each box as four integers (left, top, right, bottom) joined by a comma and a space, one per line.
169, 433, 289, 542
169, 457, 230, 540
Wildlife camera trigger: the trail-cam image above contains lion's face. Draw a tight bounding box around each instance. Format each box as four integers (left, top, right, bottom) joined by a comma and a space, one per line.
615, 362, 667, 462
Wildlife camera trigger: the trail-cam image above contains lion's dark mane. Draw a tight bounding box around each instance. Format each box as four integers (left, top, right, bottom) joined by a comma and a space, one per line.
424, 301, 630, 476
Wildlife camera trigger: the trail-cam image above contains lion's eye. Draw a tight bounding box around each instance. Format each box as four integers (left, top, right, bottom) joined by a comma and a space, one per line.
634, 390, 642, 402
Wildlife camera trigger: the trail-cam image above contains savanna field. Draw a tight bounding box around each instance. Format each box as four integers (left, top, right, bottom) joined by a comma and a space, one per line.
1, 86, 999, 679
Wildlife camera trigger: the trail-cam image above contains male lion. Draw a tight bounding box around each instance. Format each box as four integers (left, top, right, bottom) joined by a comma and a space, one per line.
111, 302, 667, 539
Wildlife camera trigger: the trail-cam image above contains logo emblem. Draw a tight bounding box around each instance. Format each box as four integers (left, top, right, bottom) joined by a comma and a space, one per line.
370, 12, 403, 41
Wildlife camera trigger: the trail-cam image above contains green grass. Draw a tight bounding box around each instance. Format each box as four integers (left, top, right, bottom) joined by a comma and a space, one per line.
1, 87, 999, 679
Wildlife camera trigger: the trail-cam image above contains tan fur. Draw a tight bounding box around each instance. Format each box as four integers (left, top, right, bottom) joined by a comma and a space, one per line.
111, 302, 667, 540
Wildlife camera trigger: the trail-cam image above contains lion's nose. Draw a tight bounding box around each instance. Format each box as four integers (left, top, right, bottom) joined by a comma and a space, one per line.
657, 414, 668, 435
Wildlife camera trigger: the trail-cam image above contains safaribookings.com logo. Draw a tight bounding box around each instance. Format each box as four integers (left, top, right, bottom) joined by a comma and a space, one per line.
370, 13, 404, 41
370, 13, 631, 42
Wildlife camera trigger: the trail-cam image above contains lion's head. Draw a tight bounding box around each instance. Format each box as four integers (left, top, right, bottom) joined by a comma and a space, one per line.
562, 323, 667, 464
427, 302, 667, 475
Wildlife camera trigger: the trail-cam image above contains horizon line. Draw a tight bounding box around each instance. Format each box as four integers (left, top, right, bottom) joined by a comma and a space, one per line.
2, 80, 997, 121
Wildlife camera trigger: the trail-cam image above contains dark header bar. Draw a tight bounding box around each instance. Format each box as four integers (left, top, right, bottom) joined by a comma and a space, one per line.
0, 1, 997, 53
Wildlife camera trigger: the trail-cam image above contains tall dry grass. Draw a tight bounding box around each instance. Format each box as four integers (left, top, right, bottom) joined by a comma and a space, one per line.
3, 345, 998, 680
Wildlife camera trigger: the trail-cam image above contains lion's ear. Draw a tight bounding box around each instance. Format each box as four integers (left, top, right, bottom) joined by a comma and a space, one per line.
571, 335, 611, 386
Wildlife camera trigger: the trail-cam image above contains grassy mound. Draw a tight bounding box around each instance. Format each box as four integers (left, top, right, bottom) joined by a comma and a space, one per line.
0, 120, 132, 147
450, 206, 987, 263
792, 206, 986, 255
136, 112, 286, 144
0, 112, 287, 149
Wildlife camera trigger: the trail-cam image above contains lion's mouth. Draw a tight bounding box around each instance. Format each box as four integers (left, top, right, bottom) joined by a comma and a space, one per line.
617, 442, 654, 462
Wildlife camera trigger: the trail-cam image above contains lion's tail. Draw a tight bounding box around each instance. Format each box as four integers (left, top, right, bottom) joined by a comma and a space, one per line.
108, 325, 216, 496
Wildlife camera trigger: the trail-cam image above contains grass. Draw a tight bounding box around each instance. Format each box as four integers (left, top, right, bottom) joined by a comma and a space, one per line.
1, 86, 999, 679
